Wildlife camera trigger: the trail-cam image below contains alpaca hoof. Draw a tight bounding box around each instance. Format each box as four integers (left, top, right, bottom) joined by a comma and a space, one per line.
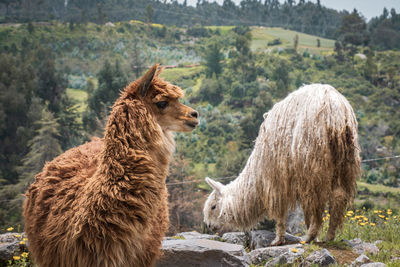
325, 233, 335, 242
270, 237, 285, 246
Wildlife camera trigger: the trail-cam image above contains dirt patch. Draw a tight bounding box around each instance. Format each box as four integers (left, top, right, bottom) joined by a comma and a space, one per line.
315, 242, 360, 265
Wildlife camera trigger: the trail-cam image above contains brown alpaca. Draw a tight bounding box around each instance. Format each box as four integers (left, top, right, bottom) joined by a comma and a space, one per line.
23, 65, 199, 267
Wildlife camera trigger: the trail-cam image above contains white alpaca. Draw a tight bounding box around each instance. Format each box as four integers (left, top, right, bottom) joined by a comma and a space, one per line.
203, 84, 360, 245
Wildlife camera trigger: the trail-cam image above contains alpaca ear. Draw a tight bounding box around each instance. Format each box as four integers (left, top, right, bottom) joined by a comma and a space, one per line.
155, 66, 165, 77
138, 64, 159, 97
205, 177, 224, 193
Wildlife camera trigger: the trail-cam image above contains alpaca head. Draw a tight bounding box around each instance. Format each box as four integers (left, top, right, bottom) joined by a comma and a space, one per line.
203, 177, 227, 229
127, 64, 199, 132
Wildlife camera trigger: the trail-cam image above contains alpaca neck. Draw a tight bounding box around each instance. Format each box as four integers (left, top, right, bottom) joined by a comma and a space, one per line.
98, 99, 175, 182
221, 124, 269, 229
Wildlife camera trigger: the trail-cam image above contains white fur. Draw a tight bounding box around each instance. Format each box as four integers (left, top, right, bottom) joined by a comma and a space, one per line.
204, 84, 360, 233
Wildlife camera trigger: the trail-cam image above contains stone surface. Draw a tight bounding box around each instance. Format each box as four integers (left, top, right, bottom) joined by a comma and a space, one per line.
250, 230, 301, 249
172, 231, 219, 240
0, 232, 27, 264
249, 244, 304, 265
360, 263, 386, 267
345, 238, 380, 255
304, 249, 336, 266
222, 232, 247, 246
286, 207, 305, 235
156, 238, 250, 267
351, 254, 371, 266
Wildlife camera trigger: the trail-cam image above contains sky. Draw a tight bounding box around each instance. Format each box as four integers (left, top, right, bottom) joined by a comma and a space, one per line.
180, 0, 400, 20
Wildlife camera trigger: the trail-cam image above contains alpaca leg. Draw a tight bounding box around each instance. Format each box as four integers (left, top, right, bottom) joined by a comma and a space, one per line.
302, 205, 311, 230
326, 187, 349, 241
271, 215, 287, 246
302, 208, 323, 243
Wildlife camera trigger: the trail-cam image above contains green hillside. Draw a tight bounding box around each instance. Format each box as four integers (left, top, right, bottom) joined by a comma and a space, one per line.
251, 26, 335, 52
1, 20, 400, 243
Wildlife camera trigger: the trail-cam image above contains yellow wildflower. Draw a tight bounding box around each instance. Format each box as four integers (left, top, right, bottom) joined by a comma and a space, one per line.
19, 241, 25, 245
13, 256, 21, 260
291, 248, 299, 253
21, 252, 29, 258
370, 223, 376, 226
379, 215, 385, 219
387, 211, 392, 215
23, 238, 28, 241
359, 222, 367, 226
7, 227, 14, 231
300, 241, 306, 245
14, 234, 21, 238
374, 210, 379, 214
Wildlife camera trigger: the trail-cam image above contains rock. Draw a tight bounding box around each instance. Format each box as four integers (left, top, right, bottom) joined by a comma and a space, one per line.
360, 263, 386, 267
172, 231, 219, 240
105, 22, 115, 27
304, 249, 336, 266
345, 238, 380, 255
156, 238, 250, 267
250, 230, 301, 249
222, 232, 247, 246
249, 244, 304, 265
287, 206, 305, 235
355, 53, 367, 60
351, 254, 370, 266
0, 232, 28, 264
265, 253, 290, 266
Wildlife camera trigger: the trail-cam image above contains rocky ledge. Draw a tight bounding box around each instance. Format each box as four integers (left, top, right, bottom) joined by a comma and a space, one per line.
0, 231, 390, 266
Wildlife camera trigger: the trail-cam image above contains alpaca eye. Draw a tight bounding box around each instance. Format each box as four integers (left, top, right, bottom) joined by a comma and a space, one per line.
211, 205, 216, 210
156, 101, 168, 109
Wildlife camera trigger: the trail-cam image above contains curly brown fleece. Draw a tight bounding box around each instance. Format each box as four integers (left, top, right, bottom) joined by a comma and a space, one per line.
23, 65, 199, 267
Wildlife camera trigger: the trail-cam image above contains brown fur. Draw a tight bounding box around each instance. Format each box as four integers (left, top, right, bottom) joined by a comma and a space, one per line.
23, 65, 199, 267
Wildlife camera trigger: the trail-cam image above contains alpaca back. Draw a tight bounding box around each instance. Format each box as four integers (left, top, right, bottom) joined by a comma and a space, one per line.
258, 84, 360, 218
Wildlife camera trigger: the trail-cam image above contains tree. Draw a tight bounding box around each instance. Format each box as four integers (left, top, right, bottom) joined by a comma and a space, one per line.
27, 22, 34, 34
293, 34, 299, 52
0, 53, 37, 185
334, 41, 345, 62
35, 47, 67, 114
84, 60, 127, 133
271, 58, 291, 97
96, 3, 107, 24
18, 107, 63, 183
338, 9, 368, 48
130, 39, 145, 79
146, 4, 154, 23
204, 42, 222, 78
317, 38, 321, 47
363, 48, 378, 84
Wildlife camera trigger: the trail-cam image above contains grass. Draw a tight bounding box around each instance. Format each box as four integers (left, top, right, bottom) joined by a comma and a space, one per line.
160, 65, 203, 81
250, 26, 335, 53
357, 181, 400, 194
66, 88, 88, 114
205, 25, 235, 35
